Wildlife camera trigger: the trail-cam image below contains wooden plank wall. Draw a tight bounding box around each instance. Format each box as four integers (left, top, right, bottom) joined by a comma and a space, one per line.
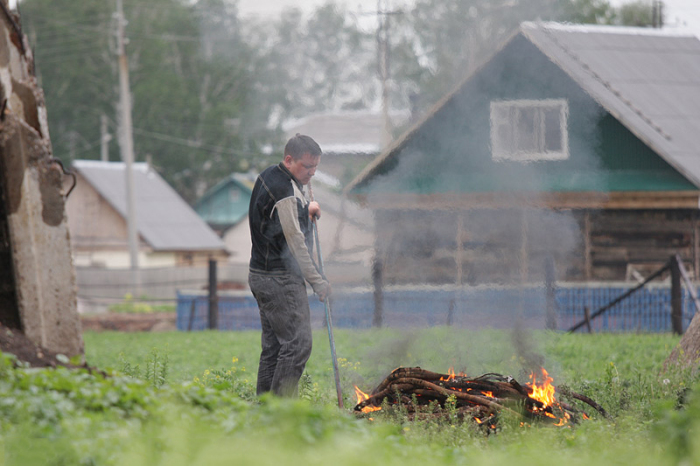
581, 209, 697, 281
375, 208, 698, 285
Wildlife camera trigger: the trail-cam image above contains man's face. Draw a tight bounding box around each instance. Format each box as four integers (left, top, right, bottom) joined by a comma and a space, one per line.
284, 152, 320, 185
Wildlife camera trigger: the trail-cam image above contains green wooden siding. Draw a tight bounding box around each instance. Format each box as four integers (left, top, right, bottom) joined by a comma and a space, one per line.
195, 178, 251, 227
357, 34, 695, 195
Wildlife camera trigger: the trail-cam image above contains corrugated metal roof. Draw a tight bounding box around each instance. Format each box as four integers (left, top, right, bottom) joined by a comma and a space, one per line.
521, 22, 700, 187
347, 22, 700, 192
72, 160, 226, 252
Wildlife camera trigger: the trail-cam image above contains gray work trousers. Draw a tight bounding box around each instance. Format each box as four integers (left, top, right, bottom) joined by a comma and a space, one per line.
249, 271, 313, 397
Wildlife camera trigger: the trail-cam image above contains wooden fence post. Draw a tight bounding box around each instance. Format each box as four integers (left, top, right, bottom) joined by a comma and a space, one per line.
447, 297, 455, 326
545, 256, 557, 330
584, 306, 593, 333
372, 255, 384, 328
208, 258, 218, 330
188, 298, 196, 331
670, 255, 683, 335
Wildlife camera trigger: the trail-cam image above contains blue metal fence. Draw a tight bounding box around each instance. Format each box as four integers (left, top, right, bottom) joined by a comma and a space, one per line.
177, 284, 698, 333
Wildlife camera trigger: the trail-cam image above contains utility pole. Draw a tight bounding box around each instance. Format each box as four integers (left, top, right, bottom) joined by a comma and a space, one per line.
100, 114, 111, 162
377, 0, 392, 148
652, 0, 664, 29
356, 3, 401, 148
115, 0, 139, 277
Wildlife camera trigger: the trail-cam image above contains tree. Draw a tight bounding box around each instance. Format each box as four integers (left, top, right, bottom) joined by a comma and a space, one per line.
561, 0, 616, 25
244, 3, 377, 123
618, 1, 656, 27
20, 0, 275, 203
384, 0, 564, 117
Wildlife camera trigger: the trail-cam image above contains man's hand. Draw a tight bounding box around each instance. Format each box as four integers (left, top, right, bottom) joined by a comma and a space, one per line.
316, 280, 331, 302
308, 201, 321, 220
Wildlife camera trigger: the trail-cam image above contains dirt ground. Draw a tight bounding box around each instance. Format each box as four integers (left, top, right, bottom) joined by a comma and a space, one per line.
0, 313, 175, 369
0, 322, 84, 368
80, 312, 177, 332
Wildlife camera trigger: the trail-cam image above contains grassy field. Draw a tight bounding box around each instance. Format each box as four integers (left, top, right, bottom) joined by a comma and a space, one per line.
83, 328, 682, 407
1, 328, 698, 465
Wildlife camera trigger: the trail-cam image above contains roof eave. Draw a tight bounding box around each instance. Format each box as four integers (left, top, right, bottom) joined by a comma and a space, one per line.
345, 28, 523, 195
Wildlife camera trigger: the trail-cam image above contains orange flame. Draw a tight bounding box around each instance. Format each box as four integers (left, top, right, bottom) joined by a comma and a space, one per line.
526, 368, 571, 426
354, 385, 381, 413
527, 368, 556, 408
440, 367, 457, 381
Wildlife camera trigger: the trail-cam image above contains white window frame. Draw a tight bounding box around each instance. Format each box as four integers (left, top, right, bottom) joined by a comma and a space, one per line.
490, 99, 569, 162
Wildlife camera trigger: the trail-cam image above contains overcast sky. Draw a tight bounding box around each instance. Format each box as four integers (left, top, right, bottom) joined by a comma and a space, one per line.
8, 0, 700, 35
236, 0, 700, 36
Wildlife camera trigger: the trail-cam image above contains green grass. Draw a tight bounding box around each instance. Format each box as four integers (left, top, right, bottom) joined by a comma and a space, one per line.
83, 328, 682, 396
1, 328, 698, 466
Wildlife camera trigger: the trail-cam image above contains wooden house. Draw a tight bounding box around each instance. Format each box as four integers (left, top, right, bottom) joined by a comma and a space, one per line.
195, 172, 256, 265
66, 160, 227, 268
346, 23, 700, 285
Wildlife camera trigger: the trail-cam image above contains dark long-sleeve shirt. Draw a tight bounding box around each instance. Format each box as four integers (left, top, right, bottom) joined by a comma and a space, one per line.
248, 163, 326, 293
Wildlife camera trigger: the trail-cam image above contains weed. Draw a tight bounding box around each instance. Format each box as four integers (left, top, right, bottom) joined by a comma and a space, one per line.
144, 347, 169, 389
108, 293, 175, 314
192, 356, 255, 400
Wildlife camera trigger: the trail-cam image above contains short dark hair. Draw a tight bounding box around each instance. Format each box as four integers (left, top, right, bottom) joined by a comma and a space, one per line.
284, 133, 322, 160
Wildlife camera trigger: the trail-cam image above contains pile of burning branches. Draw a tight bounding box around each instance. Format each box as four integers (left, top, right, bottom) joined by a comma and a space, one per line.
354, 367, 607, 428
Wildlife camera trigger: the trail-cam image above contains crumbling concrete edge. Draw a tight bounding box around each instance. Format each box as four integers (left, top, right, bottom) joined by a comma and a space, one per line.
0, 2, 84, 357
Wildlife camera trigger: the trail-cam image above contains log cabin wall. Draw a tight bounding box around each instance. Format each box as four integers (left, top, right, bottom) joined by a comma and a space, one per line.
579, 209, 697, 282
375, 208, 698, 286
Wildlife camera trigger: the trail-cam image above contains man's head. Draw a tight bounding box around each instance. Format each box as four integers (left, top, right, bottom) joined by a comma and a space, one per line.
283, 134, 322, 185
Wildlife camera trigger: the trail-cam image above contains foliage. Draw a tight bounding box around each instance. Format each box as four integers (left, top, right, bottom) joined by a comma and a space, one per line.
618, 0, 657, 27
2, 329, 700, 464
20, 0, 277, 203
242, 3, 377, 121
108, 293, 175, 314
192, 356, 256, 400
561, 0, 616, 24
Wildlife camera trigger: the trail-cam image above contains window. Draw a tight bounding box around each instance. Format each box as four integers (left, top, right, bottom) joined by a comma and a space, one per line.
490, 99, 569, 161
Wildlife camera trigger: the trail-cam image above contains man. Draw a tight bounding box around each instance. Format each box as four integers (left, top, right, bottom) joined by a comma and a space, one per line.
248, 133, 331, 397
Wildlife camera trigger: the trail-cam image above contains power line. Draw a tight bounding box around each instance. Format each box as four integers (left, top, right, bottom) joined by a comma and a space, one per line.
34, 42, 106, 57
132, 127, 262, 158
34, 52, 108, 66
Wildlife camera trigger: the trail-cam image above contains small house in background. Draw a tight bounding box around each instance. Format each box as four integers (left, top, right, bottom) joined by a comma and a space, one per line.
347, 22, 700, 286
195, 172, 256, 265
66, 160, 227, 268
284, 110, 410, 184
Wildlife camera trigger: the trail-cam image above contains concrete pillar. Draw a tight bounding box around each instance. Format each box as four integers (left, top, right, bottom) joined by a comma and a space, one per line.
0, 3, 83, 357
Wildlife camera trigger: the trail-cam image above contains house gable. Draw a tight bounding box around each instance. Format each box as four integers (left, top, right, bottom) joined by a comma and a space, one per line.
195, 176, 252, 229
351, 31, 696, 198
71, 160, 226, 253
65, 172, 129, 248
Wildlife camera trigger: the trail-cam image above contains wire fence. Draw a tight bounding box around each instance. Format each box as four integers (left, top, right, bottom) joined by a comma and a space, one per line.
176, 283, 698, 333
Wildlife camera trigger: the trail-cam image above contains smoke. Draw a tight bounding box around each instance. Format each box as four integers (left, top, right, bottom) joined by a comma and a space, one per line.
365, 28, 607, 288
347, 24, 613, 379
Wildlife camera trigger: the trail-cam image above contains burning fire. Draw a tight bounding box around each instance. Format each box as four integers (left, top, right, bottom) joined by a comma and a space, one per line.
440, 367, 457, 381
526, 368, 571, 426
527, 368, 556, 408
354, 367, 577, 427
354, 385, 381, 413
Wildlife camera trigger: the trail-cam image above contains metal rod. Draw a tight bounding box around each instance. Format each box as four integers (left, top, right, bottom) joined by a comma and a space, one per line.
568, 261, 670, 333
675, 253, 700, 315
309, 181, 343, 408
